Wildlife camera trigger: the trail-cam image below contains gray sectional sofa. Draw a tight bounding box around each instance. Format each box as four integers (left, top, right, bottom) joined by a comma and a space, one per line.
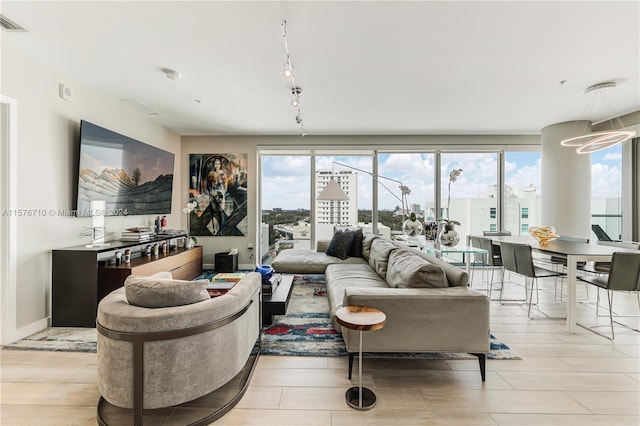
272, 234, 491, 380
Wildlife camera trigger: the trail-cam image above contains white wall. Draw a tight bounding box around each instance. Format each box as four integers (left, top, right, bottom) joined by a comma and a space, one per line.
1, 45, 180, 341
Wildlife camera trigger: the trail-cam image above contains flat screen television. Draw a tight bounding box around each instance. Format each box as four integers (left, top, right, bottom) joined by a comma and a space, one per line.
75, 120, 175, 217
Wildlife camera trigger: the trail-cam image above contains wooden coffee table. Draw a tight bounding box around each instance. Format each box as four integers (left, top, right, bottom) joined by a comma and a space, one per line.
335, 305, 386, 410
261, 274, 294, 326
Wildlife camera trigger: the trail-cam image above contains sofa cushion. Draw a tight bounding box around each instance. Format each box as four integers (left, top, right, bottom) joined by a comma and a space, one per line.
350, 228, 364, 258
362, 233, 380, 262
386, 249, 448, 288
326, 229, 355, 260
124, 275, 210, 308
368, 238, 398, 280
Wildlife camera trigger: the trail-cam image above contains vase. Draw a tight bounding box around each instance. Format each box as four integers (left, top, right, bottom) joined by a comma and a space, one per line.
402, 218, 424, 240
184, 236, 193, 249
438, 223, 460, 247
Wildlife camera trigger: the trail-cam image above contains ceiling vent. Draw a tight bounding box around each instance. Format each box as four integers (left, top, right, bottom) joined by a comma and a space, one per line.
0, 15, 27, 32
121, 99, 160, 116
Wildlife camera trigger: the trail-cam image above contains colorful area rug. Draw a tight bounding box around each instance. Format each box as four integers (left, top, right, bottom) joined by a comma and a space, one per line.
261, 275, 521, 360
2, 327, 97, 352
3, 273, 520, 360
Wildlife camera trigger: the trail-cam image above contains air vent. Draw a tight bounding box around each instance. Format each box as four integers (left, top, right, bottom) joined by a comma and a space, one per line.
121, 99, 160, 116
0, 15, 27, 32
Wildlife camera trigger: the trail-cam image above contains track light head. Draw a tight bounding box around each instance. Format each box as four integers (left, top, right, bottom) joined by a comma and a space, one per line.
283, 62, 294, 78
291, 87, 302, 108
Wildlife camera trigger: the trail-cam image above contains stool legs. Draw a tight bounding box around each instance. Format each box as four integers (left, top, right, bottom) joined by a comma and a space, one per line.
345, 330, 376, 410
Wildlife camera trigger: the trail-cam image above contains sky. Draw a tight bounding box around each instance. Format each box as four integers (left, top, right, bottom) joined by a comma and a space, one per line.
261, 145, 623, 210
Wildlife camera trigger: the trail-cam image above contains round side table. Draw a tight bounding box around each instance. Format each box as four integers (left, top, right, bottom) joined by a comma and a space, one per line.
335, 305, 386, 410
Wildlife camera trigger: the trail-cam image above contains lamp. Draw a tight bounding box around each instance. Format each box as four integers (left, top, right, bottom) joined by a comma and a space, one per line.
561, 82, 636, 154
316, 178, 350, 201
332, 161, 411, 226
281, 20, 306, 137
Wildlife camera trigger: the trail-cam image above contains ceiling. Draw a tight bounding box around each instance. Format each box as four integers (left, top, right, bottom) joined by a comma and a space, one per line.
2, 1, 639, 137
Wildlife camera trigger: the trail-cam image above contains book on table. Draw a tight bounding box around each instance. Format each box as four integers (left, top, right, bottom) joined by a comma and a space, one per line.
212, 272, 245, 283
206, 281, 236, 297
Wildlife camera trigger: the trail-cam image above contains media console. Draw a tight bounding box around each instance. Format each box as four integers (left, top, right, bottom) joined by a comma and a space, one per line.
52, 235, 203, 327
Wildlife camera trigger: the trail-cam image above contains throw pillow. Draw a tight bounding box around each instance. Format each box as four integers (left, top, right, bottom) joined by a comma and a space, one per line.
326, 229, 355, 260
386, 249, 448, 288
124, 275, 210, 308
349, 227, 364, 258
333, 226, 364, 258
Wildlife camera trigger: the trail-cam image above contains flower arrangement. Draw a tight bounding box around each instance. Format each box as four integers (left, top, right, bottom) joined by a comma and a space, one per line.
442, 168, 463, 226
182, 200, 198, 245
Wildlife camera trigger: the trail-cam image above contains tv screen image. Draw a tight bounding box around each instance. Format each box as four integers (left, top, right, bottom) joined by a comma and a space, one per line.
76, 120, 175, 216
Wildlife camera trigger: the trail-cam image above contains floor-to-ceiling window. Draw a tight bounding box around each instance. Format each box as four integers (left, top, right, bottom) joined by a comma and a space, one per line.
315, 155, 373, 241
376, 153, 435, 237
258, 146, 551, 263
260, 155, 311, 263
504, 151, 542, 235
591, 143, 623, 241
440, 153, 498, 239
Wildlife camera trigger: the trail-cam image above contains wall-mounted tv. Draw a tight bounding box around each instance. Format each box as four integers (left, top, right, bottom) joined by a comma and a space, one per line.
76, 120, 175, 217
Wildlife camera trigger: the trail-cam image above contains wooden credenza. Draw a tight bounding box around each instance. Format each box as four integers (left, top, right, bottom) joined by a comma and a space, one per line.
52, 238, 203, 327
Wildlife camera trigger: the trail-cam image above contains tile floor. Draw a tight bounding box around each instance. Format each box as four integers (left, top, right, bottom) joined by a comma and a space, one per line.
1, 271, 639, 425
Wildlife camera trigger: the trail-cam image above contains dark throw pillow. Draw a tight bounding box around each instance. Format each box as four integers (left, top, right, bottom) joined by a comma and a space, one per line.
326, 229, 355, 260
349, 227, 364, 258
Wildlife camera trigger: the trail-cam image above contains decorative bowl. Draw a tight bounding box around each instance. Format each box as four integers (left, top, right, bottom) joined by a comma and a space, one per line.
528, 226, 559, 245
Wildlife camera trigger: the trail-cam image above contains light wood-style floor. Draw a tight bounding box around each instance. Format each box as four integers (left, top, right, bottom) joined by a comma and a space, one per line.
2, 272, 639, 425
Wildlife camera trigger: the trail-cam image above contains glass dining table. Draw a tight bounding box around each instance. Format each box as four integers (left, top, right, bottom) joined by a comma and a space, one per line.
468, 234, 639, 332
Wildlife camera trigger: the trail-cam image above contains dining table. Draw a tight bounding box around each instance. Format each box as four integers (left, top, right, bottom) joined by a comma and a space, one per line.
469, 235, 639, 332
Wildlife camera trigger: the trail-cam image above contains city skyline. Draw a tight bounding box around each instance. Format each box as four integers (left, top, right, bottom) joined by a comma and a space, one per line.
261, 146, 622, 210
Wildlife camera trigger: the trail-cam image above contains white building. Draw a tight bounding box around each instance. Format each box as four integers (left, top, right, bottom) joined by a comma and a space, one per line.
315, 170, 358, 240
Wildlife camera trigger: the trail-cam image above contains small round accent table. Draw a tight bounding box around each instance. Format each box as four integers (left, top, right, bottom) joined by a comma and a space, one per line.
335, 305, 386, 410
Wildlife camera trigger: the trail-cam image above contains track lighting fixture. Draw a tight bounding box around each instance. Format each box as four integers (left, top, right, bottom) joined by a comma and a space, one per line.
281, 20, 306, 137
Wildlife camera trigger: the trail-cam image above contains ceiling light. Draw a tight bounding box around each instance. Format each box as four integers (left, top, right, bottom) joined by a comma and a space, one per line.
283, 62, 294, 78
281, 20, 306, 137
291, 87, 302, 107
560, 82, 636, 154
162, 68, 181, 80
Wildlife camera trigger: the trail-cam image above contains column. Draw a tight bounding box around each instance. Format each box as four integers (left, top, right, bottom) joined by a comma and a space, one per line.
541, 121, 592, 238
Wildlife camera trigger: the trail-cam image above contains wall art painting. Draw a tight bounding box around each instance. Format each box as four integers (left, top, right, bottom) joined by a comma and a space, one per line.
188, 153, 248, 236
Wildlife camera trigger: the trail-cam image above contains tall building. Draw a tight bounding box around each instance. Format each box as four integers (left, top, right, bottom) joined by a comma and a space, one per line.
315, 170, 358, 237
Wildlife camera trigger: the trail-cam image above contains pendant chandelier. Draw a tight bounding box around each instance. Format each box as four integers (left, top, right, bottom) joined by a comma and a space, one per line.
560, 82, 636, 154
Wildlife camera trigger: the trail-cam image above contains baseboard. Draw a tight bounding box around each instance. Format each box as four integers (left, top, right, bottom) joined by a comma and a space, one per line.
10, 318, 49, 344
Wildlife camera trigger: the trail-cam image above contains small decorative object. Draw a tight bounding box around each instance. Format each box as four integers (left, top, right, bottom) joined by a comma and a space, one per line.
528, 226, 559, 245
184, 235, 197, 249
402, 212, 424, 240
124, 249, 131, 264
114, 251, 122, 266
438, 168, 463, 247
424, 222, 438, 241
438, 219, 461, 247
145, 245, 151, 257
161, 241, 168, 254
153, 244, 159, 256
154, 216, 161, 234
182, 200, 198, 244
161, 215, 167, 232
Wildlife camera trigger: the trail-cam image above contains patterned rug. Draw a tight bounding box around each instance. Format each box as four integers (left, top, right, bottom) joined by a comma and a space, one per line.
3, 274, 520, 360
261, 275, 521, 360
2, 327, 97, 352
